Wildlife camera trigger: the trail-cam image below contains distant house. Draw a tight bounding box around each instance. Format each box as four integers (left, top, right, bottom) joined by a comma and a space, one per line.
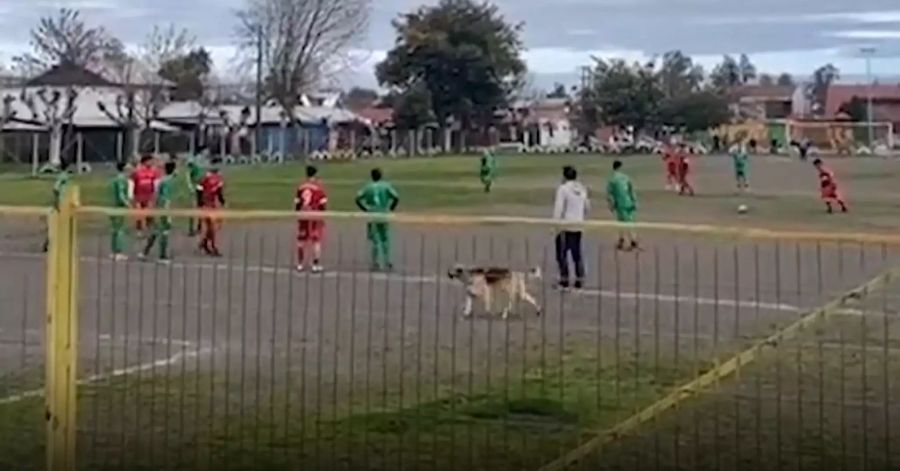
729, 85, 796, 120
501, 97, 573, 149
824, 84, 900, 128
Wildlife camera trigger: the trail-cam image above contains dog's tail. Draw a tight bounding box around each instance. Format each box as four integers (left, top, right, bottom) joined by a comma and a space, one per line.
528, 266, 543, 280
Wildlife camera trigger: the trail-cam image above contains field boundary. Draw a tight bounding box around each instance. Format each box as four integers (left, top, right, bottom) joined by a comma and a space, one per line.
537, 266, 899, 471
77, 204, 900, 246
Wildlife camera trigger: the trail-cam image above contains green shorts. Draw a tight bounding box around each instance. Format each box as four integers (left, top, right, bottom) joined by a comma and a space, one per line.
155, 216, 172, 234
615, 208, 636, 223
735, 169, 747, 179
366, 222, 390, 242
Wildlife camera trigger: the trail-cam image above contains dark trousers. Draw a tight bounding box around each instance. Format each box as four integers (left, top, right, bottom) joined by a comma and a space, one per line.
555, 231, 585, 286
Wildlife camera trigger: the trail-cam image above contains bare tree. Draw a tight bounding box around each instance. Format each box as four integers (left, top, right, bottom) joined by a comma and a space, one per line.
21, 88, 78, 166
14, 8, 118, 73
0, 94, 18, 161
235, 0, 371, 118
98, 25, 193, 160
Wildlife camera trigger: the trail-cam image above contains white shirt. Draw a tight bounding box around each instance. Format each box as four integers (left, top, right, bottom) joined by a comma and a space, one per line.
553, 180, 590, 223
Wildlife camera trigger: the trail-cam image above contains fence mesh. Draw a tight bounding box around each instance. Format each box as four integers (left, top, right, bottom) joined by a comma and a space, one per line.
2, 208, 900, 470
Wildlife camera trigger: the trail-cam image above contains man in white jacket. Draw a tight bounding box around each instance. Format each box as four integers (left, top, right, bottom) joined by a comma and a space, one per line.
553, 166, 590, 289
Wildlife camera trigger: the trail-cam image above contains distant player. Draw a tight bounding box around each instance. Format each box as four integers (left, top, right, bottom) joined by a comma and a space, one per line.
140, 161, 177, 263
606, 160, 639, 251
131, 154, 161, 235
355, 168, 400, 271
662, 145, 679, 191
109, 162, 132, 261
480, 149, 497, 193
676, 146, 695, 196
185, 147, 208, 236
198, 159, 226, 256
730, 144, 750, 191
813, 158, 848, 213
295, 165, 328, 273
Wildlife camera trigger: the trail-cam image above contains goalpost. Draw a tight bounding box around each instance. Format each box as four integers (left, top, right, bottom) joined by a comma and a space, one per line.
786, 120, 895, 154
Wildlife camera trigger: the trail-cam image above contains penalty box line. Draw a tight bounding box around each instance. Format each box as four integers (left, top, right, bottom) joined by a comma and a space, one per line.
537, 266, 900, 471
0, 346, 214, 406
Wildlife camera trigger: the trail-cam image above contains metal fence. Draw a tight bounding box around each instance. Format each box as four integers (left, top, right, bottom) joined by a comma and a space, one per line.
2, 190, 900, 470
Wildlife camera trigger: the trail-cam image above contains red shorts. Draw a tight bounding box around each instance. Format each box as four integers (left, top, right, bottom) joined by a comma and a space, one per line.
821, 185, 842, 200
134, 198, 153, 209
666, 162, 678, 176
298, 220, 325, 242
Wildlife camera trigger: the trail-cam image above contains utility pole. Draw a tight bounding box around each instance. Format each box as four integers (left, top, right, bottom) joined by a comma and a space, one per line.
255, 24, 264, 156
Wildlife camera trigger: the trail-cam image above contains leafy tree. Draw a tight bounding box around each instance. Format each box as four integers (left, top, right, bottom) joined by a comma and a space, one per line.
710, 55, 741, 89
838, 96, 868, 122
582, 59, 662, 134
776, 73, 794, 87
738, 54, 756, 84
758, 73, 774, 86
658, 50, 703, 98
809, 64, 840, 115
159, 48, 212, 102
660, 89, 731, 133
377, 0, 526, 132
393, 82, 435, 130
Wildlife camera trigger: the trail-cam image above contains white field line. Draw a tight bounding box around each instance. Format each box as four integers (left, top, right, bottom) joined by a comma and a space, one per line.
0, 346, 213, 406
0, 250, 873, 315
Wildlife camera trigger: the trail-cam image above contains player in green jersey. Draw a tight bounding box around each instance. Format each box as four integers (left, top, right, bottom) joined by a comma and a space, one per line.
185, 147, 208, 236
606, 160, 639, 251
43, 161, 73, 252
479, 149, 497, 193
109, 162, 132, 260
355, 168, 400, 271
140, 161, 177, 263
730, 144, 750, 192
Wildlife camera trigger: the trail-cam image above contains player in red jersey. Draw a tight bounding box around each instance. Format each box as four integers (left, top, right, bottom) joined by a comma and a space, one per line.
295, 165, 328, 273
662, 145, 679, 191
676, 145, 695, 196
813, 158, 848, 213
198, 159, 226, 256
131, 154, 161, 235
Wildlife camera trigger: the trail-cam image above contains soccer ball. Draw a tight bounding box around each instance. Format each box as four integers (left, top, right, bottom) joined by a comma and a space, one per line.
737, 204, 749, 214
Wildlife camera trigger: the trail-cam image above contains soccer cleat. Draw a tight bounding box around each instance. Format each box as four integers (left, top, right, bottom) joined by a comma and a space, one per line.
111, 253, 129, 262
295, 265, 305, 273
157, 258, 172, 266
311, 264, 324, 274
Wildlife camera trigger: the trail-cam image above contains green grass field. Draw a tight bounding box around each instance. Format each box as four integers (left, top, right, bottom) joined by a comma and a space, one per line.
2, 153, 900, 231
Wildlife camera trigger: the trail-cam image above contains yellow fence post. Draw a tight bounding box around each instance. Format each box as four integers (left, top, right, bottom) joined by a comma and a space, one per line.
45, 185, 80, 471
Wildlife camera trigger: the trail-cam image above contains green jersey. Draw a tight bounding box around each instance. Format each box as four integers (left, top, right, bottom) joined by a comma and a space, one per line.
731, 151, 749, 173
187, 156, 205, 186
110, 173, 130, 208
357, 181, 399, 213
156, 174, 176, 208
52, 170, 71, 209
606, 171, 637, 211
480, 153, 496, 177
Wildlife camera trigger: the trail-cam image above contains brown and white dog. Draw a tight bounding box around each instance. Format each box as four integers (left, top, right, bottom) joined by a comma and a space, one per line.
447, 265, 542, 319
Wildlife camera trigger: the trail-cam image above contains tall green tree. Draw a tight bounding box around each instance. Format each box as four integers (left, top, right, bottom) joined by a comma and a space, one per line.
547, 83, 569, 99
837, 96, 868, 122
159, 48, 212, 102
710, 55, 741, 89
658, 50, 703, 98
376, 0, 526, 131
776, 73, 795, 87
581, 59, 662, 134
738, 54, 757, 84
660, 89, 731, 133
809, 64, 840, 115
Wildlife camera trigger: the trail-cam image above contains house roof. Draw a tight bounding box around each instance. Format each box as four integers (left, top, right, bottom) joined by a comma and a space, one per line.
25, 63, 114, 88
732, 85, 795, 102
825, 83, 900, 117
354, 106, 394, 126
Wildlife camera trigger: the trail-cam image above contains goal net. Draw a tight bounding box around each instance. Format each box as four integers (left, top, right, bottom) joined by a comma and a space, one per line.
787, 121, 895, 154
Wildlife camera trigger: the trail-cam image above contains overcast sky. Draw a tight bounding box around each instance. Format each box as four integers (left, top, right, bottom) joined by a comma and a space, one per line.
3, 0, 900, 89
